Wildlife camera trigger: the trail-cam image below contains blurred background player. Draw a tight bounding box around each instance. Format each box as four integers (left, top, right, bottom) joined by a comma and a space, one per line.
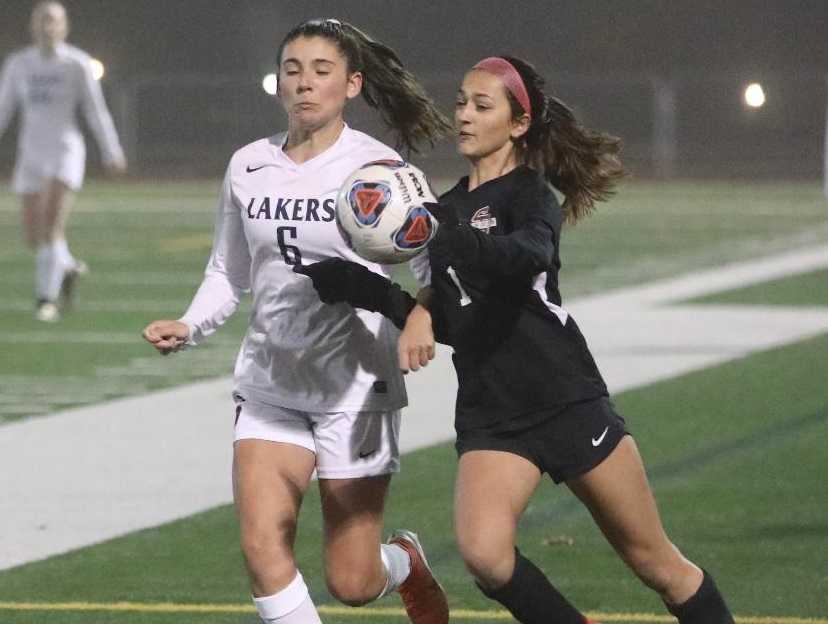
143, 19, 451, 624
0, 1, 127, 322
298, 55, 735, 624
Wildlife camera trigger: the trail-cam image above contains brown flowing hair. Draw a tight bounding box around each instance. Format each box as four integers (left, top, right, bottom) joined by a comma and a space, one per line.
500, 55, 626, 223
277, 19, 452, 154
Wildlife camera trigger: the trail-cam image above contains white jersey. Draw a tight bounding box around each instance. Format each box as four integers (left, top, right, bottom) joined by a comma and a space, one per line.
0, 43, 124, 170
180, 125, 430, 412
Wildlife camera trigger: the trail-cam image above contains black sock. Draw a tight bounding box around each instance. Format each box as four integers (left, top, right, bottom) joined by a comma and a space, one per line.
477, 548, 586, 624
665, 569, 734, 624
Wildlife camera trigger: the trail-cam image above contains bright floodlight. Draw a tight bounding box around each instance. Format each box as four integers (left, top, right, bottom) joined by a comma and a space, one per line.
90, 58, 105, 81
744, 83, 766, 108
262, 73, 278, 95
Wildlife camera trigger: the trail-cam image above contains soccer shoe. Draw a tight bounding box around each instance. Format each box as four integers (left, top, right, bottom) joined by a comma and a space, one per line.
35, 300, 60, 323
60, 259, 89, 310
388, 529, 449, 624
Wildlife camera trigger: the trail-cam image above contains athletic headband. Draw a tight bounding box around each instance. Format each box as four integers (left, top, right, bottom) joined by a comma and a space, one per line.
472, 57, 532, 118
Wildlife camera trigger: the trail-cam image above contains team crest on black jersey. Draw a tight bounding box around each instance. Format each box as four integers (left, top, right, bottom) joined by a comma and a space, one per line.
347, 181, 393, 227
470, 206, 497, 232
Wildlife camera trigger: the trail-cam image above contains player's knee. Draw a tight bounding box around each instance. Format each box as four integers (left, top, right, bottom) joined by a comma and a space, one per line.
21, 224, 39, 248
325, 569, 380, 607
239, 531, 291, 577
456, 528, 514, 587
623, 544, 676, 592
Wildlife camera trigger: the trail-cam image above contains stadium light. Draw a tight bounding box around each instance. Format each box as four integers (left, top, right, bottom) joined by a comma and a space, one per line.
90, 58, 105, 81
262, 73, 278, 95
744, 82, 765, 108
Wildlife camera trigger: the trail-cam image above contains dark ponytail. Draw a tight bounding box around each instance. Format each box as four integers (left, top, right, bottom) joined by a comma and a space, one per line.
277, 19, 452, 154
501, 56, 626, 223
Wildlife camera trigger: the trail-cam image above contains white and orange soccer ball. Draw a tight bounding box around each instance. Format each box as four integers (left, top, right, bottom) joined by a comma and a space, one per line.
336, 160, 438, 264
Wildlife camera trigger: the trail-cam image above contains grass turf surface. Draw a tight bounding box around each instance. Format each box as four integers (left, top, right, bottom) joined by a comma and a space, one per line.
687, 267, 828, 306
2, 180, 828, 622
1, 329, 826, 622
2, 179, 828, 421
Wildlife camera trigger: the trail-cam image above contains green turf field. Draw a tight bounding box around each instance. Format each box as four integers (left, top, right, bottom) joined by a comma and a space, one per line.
1, 180, 827, 422
688, 267, 828, 306
0, 331, 826, 622
2, 180, 828, 623
1, 265, 827, 622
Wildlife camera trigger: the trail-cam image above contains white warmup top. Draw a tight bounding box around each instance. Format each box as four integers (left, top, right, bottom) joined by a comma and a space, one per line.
0, 43, 124, 166
181, 125, 430, 412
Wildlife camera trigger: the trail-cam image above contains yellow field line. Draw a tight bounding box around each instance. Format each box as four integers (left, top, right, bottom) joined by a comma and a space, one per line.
0, 602, 826, 624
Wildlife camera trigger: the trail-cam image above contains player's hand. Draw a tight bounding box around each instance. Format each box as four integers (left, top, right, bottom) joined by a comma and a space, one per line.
142, 319, 189, 356
398, 304, 435, 373
293, 258, 355, 304
294, 258, 390, 309
105, 156, 127, 175
424, 201, 458, 227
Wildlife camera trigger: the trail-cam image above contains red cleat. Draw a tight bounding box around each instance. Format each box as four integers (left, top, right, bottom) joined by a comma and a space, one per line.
388, 529, 449, 624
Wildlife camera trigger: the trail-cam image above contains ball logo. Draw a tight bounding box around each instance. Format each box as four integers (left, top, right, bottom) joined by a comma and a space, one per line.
348, 181, 392, 227
393, 205, 434, 250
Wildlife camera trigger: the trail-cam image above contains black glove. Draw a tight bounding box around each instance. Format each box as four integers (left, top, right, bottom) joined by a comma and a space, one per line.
424, 201, 480, 270
424, 201, 458, 227
294, 258, 416, 329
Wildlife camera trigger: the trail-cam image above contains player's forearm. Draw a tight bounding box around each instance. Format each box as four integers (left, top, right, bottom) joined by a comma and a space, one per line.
433, 221, 555, 277
0, 62, 16, 139
178, 271, 245, 345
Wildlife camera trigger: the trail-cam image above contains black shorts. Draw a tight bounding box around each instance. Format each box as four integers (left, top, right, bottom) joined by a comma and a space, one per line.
454, 397, 629, 483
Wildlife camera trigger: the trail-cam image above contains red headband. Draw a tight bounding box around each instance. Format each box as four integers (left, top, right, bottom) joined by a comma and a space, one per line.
472, 57, 532, 117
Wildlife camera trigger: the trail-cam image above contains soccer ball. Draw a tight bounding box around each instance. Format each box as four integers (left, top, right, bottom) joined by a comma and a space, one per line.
336, 159, 438, 264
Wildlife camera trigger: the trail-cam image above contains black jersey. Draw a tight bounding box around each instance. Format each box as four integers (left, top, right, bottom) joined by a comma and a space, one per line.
428, 166, 608, 433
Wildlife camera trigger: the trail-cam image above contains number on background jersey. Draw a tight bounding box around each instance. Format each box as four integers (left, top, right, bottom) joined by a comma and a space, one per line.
276, 226, 302, 266
446, 266, 472, 306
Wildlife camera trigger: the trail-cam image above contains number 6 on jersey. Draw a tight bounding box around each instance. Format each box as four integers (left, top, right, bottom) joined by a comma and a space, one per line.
277, 226, 302, 266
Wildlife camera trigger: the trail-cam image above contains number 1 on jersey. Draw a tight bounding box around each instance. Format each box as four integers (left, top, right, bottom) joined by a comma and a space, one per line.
446, 266, 472, 306
276, 226, 302, 266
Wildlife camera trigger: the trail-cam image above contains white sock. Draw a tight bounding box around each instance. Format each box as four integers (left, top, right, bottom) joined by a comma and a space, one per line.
253, 572, 321, 624
378, 542, 412, 598
53, 238, 75, 268
35, 244, 53, 301
43, 242, 66, 302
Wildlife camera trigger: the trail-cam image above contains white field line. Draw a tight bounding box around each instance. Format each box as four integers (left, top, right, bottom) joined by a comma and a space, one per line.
2, 245, 828, 571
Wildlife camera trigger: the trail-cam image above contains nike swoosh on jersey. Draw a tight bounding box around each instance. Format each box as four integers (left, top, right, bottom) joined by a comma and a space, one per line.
358, 449, 377, 458
246, 164, 267, 173
591, 426, 610, 446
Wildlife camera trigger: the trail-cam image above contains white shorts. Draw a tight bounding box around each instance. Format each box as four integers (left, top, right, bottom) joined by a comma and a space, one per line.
12, 144, 86, 194
233, 397, 401, 479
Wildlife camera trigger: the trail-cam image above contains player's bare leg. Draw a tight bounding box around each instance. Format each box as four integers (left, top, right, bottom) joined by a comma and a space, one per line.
233, 439, 321, 623
320, 475, 448, 623
43, 178, 74, 244
21, 192, 43, 250
567, 436, 733, 623
319, 475, 391, 604
43, 179, 86, 309
455, 450, 589, 623
22, 191, 59, 321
